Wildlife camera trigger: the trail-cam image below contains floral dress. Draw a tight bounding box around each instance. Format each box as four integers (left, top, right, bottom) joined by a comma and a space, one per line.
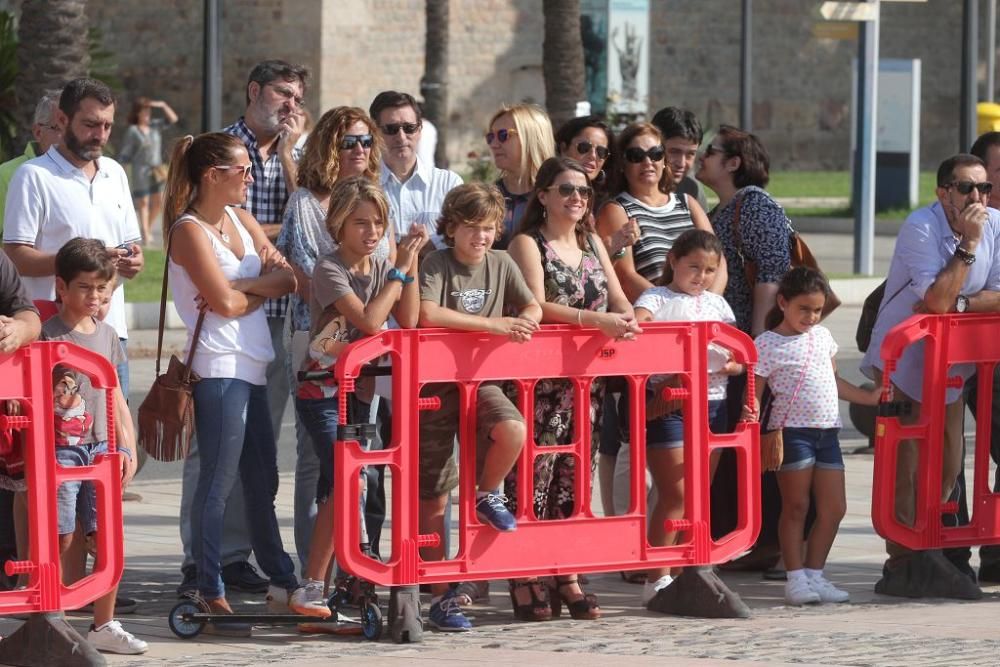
505, 231, 609, 519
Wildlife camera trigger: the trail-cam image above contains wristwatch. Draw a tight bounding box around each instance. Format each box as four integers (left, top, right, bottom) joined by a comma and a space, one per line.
955, 245, 976, 265
956, 294, 970, 313
387, 267, 414, 284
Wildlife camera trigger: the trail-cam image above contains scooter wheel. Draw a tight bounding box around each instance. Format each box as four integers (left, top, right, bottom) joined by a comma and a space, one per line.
361, 601, 383, 641
168, 600, 206, 639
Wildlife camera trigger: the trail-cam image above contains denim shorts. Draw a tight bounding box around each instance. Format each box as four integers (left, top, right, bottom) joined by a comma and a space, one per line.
780, 427, 843, 472
55, 440, 108, 535
295, 395, 371, 504
646, 399, 726, 449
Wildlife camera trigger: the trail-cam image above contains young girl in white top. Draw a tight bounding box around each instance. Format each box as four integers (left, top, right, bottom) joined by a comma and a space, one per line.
634, 229, 745, 609
752, 267, 880, 606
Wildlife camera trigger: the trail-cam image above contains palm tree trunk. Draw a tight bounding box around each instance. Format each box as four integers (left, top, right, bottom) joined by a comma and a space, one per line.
543, 0, 585, 132
14, 0, 90, 152
422, 0, 449, 167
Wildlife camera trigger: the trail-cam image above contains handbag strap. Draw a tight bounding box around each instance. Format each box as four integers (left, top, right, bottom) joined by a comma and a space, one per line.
775, 329, 814, 430
156, 218, 206, 377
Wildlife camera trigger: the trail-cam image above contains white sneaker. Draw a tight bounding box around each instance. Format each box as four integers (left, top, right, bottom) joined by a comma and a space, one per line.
88, 620, 148, 654
289, 579, 332, 619
265, 584, 292, 613
641, 575, 673, 605
784, 576, 821, 605
808, 575, 850, 603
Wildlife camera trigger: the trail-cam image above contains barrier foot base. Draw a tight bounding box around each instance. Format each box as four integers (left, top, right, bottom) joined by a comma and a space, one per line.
874, 550, 982, 600
646, 566, 751, 618
0, 612, 106, 666
388, 585, 423, 643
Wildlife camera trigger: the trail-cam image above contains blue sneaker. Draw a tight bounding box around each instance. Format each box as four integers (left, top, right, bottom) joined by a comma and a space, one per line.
475, 493, 517, 532
428, 591, 472, 632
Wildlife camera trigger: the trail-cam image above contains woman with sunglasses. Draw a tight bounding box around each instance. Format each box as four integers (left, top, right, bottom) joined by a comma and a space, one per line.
275, 106, 389, 569
597, 122, 722, 303
503, 157, 639, 622
486, 104, 555, 249
697, 125, 791, 577
554, 115, 614, 203
163, 132, 299, 630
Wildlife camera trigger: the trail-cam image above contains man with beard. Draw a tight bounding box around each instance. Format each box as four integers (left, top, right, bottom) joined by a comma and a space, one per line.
2, 78, 142, 615
4, 78, 143, 395
860, 153, 1000, 600
174, 60, 309, 599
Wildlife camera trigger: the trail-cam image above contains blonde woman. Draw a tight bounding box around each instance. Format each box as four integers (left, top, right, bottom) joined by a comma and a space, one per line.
486, 103, 555, 249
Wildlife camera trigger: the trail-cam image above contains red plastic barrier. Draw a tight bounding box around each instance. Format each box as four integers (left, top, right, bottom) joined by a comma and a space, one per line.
0, 341, 123, 615
873, 313, 1000, 549
332, 322, 759, 586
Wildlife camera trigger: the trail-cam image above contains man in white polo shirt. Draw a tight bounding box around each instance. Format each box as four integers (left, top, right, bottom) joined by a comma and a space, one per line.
4, 78, 143, 400
369, 91, 462, 248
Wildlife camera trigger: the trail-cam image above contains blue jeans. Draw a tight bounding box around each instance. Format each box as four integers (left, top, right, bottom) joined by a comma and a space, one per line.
117, 339, 129, 401
191, 378, 297, 598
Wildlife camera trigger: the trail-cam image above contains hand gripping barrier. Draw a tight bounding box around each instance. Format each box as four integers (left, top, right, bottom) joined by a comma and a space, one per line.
0, 341, 123, 616
331, 322, 759, 586
873, 313, 1000, 550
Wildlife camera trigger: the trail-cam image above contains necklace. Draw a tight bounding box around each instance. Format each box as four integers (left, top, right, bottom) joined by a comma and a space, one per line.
190, 206, 230, 244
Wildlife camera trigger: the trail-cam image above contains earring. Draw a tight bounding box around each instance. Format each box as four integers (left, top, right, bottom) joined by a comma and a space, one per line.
543, 207, 548, 220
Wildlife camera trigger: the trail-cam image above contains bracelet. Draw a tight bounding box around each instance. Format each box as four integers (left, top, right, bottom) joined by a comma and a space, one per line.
118, 446, 133, 462
955, 245, 976, 265
387, 267, 415, 284
612, 247, 627, 260
577, 309, 584, 326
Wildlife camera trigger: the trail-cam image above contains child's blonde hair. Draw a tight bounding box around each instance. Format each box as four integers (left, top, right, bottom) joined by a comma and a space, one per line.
435, 183, 506, 247
325, 176, 390, 242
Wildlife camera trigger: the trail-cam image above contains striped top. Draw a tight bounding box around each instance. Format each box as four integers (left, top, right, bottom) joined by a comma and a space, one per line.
613, 191, 694, 283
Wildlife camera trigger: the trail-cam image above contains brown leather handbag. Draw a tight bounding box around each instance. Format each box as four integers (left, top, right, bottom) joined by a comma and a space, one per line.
136, 226, 206, 461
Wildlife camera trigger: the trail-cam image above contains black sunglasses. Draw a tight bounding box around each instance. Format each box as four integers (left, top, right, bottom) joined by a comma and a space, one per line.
381, 122, 421, 136
486, 128, 518, 144
624, 146, 665, 164
575, 141, 610, 160
948, 180, 993, 196
340, 134, 374, 150
547, 183, 593, 199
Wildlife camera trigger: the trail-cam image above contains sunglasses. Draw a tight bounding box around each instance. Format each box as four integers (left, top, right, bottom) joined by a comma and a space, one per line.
485, 128, 518, 144
381, 122, 421, 136
340, 134, 374, 150
948, 180, 993, 196
215, 164, 253, 179
624, 146, 665, 164
547, 183, 593, 199
575, 141, 610, 160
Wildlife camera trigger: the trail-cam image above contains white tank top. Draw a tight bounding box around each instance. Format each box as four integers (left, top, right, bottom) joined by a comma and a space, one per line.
168, 207, 274, 384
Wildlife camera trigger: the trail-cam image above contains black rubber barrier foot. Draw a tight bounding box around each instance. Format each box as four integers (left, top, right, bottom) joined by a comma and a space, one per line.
0, 612, 106, 666
388, 585, 423, 643
874, 550, 983, 600
646, 566, 752, 618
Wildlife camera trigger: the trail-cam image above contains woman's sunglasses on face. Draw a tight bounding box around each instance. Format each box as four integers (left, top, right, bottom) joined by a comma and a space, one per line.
215, 164, 253, 179
340, 134, 374, 150
547, 183, 593, 199
624, 146, 665, 164
485, 128, 518, 144
575, 141, 610, 160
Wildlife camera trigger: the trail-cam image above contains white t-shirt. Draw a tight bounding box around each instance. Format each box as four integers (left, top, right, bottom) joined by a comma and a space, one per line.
634, 286, 735, 400
3, 147, 141, 339
755, 325, 842, 430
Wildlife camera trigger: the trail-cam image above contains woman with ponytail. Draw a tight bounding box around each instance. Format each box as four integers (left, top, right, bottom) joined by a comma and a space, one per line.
501, 157, 639, 622
163, 132, 299, 632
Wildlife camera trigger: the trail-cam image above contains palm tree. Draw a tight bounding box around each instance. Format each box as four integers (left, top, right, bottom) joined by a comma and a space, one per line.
543, 0, 585, 132
422, 0, 449, 167
14, 0, 90, 153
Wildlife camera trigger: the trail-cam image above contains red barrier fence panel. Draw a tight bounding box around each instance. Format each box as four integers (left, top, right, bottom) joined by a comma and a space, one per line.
332, 322, 760, 587
874, 313, 1000, 550
0, 341, 123, 616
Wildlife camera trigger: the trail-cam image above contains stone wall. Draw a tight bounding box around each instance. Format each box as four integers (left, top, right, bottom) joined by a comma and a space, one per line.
8, 0, 994, 171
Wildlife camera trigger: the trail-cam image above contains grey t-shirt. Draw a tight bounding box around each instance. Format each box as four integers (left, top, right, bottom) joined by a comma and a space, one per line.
677, 175, 708, 212
42, 316, 126, 446
419, 248, 535, 316
309, 250, 390, 347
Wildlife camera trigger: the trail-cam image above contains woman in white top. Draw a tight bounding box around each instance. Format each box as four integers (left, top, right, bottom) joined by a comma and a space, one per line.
162, 133, 298, 623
